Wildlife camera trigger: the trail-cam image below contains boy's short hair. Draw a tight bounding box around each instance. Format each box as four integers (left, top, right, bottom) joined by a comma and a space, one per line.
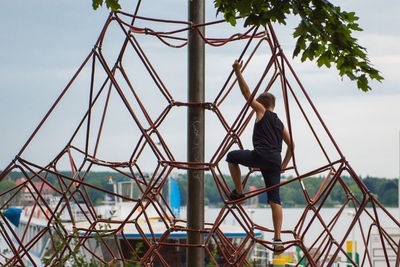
256, 92, 275, 109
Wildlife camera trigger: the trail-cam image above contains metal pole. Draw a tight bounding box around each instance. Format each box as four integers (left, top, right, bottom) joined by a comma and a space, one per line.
187, 0, 205, 266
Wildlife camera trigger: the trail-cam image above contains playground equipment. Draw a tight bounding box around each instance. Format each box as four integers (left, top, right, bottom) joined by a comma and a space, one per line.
1, 2, 399, 266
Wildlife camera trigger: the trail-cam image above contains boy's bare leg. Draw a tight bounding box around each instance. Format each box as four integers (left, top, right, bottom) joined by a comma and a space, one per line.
228, 162, 243, 194
269, 201, 282, 240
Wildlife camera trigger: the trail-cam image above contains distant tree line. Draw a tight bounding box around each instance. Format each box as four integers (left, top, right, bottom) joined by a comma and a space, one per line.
0, 171, 398, 208
199, 174, 398, 208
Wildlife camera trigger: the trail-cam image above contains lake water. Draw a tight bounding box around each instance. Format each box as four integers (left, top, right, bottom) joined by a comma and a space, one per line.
1, 207, 399, 265
187, 206, 400, 262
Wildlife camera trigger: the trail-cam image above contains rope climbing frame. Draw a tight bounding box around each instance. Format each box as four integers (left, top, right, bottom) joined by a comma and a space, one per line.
0, 2, 399, 266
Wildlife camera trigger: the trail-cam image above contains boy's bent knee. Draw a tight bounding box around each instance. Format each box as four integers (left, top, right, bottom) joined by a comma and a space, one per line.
269, 200, 281, 206
267, 191, 281, 205
226, 151, 237, 164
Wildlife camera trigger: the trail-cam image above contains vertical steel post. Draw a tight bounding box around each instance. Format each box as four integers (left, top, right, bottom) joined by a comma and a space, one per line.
187, 0, 205, 266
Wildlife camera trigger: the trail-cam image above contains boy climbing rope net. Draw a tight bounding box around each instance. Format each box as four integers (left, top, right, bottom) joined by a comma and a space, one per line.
226, 59, 294, 253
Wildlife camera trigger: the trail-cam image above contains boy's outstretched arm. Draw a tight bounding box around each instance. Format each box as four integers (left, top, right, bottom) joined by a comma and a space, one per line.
282, 126, 294, 172
232, 60, 265, 119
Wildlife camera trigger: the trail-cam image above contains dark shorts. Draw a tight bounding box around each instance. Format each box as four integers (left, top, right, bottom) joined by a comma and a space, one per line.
226, 149, 281, 205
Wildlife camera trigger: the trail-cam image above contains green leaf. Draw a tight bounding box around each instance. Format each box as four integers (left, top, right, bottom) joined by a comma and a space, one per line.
346, 72, 357, 81
293, 36, 306, 57
293, 22, 307, 38
317, 52, 332, 68
368, 68, 384, 81
237, 0, 251, 16
106, 0, 121, 11
92, 0, 103, 10
356, 74, 370, 91
225, 11, 237, 26
348, 22, 363, 31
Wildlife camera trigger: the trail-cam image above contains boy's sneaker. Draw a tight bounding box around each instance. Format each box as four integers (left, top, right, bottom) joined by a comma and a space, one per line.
272, 239, 284, 254
229, 189, 246, 203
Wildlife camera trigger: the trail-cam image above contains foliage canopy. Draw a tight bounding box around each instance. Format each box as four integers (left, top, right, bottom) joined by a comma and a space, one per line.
93, 0, 382, 91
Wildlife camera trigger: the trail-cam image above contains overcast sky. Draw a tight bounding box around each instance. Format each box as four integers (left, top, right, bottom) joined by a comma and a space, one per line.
0, 0, 399, 179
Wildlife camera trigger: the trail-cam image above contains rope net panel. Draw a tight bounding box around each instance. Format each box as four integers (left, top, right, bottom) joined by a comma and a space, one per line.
1, 3, 399, 266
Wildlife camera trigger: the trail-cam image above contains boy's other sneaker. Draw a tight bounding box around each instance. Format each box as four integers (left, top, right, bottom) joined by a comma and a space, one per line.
272, 239, 284, 254
229, 189, 246, 204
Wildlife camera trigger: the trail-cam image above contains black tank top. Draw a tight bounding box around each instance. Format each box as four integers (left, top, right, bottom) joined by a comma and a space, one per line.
252, 110, 283, 167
